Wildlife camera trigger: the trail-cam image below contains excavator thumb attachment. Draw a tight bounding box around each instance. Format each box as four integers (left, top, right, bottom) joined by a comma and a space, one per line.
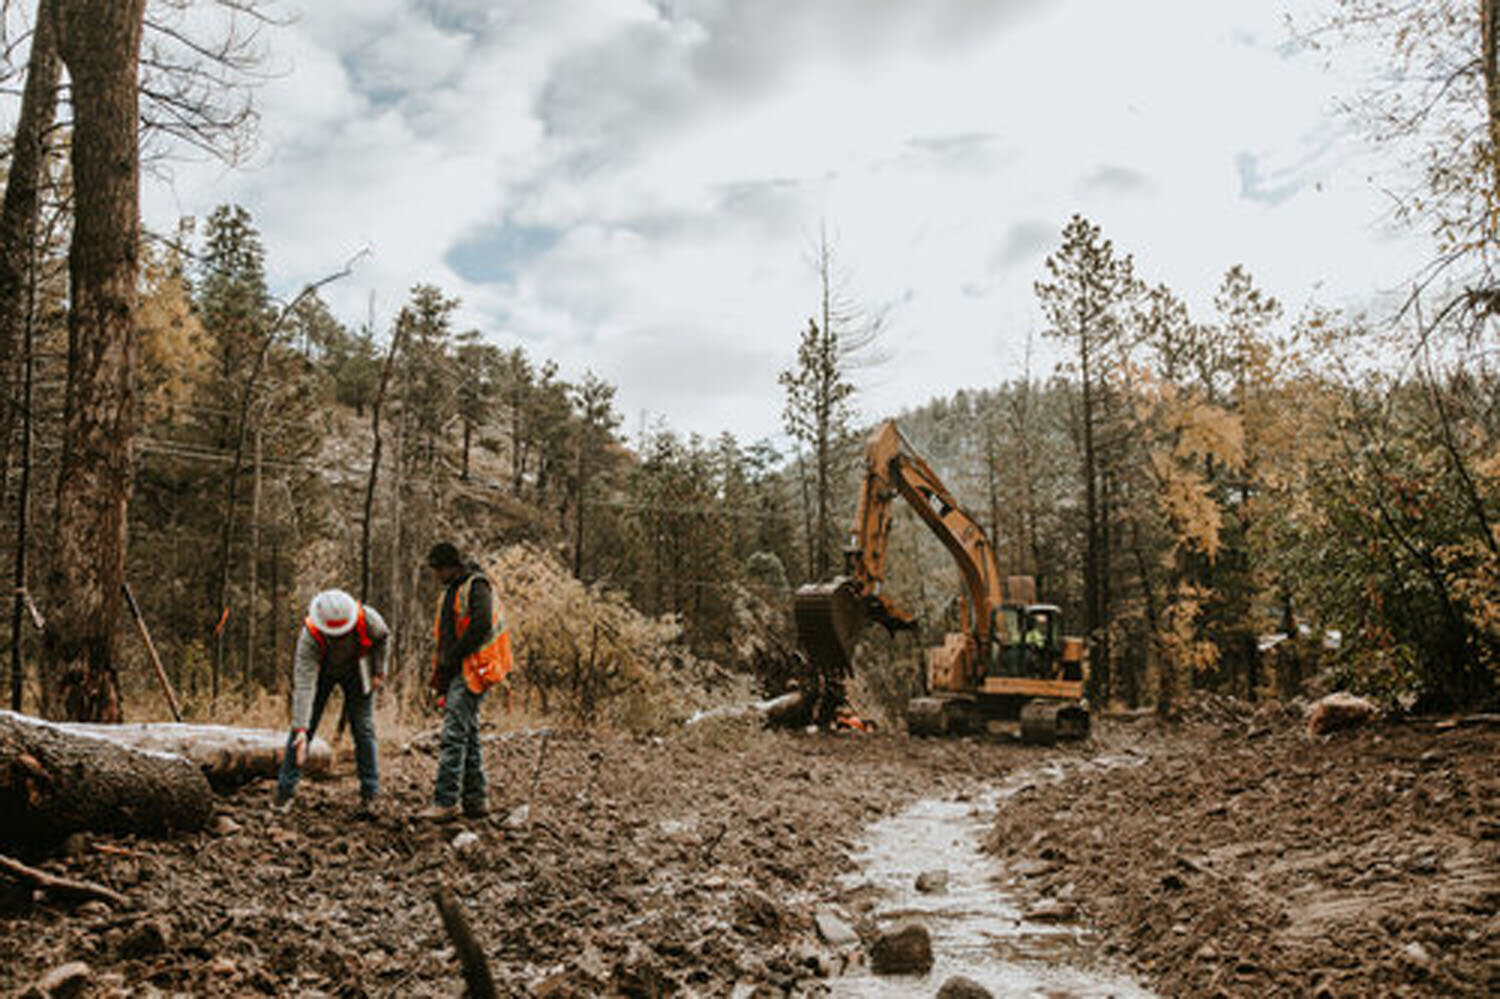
793, 578, 867, 677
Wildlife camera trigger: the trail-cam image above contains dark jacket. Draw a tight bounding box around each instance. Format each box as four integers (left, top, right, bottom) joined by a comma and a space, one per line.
433, 562, 494, 691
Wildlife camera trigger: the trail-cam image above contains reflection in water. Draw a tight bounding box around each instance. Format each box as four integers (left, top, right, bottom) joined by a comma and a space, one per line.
829, 763, 1156, 998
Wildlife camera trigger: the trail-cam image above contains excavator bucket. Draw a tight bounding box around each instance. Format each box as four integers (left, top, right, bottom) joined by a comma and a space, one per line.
793, 578, 867, 677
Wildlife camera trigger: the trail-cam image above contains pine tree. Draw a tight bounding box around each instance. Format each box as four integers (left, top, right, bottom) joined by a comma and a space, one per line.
1035, 214, 1140, 706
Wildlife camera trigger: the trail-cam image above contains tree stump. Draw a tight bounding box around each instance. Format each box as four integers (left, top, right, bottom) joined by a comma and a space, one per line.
0, 710, 213, 848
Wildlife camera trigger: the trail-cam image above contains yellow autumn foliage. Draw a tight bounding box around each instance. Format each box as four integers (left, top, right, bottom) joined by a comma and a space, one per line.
137, 249, 211, 423
1142, 384, 1243, 560
1173, 401, 1244, 470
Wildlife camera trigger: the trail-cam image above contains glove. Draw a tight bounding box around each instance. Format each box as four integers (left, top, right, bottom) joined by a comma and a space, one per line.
291, 728, 308, 766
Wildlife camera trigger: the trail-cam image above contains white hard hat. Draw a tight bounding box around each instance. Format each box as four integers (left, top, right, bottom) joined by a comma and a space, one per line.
309, 589, 358, 636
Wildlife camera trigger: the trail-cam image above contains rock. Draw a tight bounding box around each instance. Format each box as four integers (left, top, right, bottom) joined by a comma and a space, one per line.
504, 803, 530, 828
734, 889, 784, 932
937, 975, 994, 999
812, 909, 858, 947
532, 971, 578, 998
213, 815, 243, 836
450, 830, 481, 854
792, 944, 830, 977
1022, 898, 1078, 923
1305, 692, 1378, 736
34, 961, 91, 999
869, 922, 932, 975
1010, 858, 1059, 877
119, 918, 171, 958
1401, 941, 1431, 965
729, 984, 779, 999
915, 869, 949, 894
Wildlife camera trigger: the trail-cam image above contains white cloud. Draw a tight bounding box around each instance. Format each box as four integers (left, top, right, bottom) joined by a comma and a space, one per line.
137, 0, 1433, 445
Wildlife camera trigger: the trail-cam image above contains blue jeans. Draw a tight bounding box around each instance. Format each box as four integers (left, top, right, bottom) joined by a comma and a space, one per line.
277, 670, 379, 802
434, 671, 487, 809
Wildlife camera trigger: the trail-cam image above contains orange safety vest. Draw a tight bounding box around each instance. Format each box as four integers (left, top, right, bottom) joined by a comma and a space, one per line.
305, 604, 372, 655
433, 573, 513, 694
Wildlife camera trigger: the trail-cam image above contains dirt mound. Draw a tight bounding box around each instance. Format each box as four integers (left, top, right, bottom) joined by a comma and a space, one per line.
986, 714, 1499, 998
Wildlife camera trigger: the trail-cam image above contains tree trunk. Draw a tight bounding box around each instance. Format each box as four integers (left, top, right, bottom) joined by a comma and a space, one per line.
1485, 0, 1500, 208
361, 318, 406, 601
3, 2, 61, 715
43, 0, 147, 722
0, 0, 61, 472
246, 419, 261, 690
0, 710, 212, 848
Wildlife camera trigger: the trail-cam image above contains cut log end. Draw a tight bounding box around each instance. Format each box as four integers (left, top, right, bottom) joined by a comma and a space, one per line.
0, 711, 214, 849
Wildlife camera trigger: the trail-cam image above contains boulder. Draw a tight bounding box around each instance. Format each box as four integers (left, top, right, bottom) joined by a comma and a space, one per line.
869, 922, 933, 975
1305, 692, 1378, 736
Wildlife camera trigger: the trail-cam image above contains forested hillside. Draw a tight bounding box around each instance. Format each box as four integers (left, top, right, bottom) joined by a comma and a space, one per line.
2, 195, 1493, 730
0, 0, 1493, 731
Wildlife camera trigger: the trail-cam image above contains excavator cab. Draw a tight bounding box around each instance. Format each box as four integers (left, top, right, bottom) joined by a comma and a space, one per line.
988, 603, 1066, 676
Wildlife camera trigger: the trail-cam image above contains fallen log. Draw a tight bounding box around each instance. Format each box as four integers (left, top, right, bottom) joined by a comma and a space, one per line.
685, 691, 809, 728
0, 710, 213, 847
51, 721, 332, 788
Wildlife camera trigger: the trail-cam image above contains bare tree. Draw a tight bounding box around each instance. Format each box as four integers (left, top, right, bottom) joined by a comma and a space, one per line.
1298, 1, 1500, 330
138, 0, 286, 169
779, 225, 887, 579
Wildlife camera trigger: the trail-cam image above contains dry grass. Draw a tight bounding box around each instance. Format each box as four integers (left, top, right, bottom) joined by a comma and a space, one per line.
106, 668, 557, 757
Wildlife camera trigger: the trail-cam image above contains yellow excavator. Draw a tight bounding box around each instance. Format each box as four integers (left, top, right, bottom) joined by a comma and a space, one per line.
793, 420, 1089, 744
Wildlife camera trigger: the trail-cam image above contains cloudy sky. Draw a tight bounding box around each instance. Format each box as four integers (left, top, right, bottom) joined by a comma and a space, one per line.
142, 0, 1427, 446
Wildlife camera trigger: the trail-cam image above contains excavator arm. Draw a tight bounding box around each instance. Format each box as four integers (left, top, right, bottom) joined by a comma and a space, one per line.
794, 421, 1004, 675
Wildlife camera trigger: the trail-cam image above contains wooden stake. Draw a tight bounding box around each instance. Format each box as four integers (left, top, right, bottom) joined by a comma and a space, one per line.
15, 587, 44, 631
122, 583, 182, 722
527, 728, 552, 823
433, 886, 497, 999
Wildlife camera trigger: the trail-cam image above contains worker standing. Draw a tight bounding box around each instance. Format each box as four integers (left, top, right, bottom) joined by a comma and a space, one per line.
274, 588, 390, 816
419, 541, 513, 821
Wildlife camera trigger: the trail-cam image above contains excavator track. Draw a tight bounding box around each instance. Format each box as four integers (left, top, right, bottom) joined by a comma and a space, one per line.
1019, 698, 1091, 745
906, 696, 978, 736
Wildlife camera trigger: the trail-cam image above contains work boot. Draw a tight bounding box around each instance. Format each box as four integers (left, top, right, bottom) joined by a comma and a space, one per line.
354, 796, 379, 820
415, 803, 459, 822
270, 791, 293, 815
462, 800, 489, 819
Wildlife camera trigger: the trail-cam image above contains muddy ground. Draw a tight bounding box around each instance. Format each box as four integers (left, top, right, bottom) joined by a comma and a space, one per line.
989, 699, 1498, 999
0, 700, 1495, 998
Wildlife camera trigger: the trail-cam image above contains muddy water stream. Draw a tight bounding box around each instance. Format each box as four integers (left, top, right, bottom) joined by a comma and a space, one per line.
830, 759, 1157, 998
